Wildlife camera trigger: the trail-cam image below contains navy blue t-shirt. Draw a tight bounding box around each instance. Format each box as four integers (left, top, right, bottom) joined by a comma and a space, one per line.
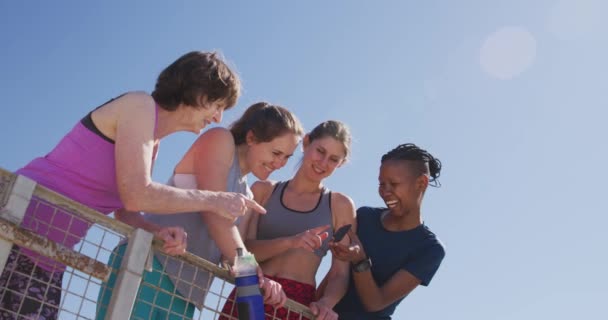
334, 207, 445, 319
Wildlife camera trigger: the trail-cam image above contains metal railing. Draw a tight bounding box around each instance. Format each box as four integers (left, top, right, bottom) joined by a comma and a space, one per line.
0, 168, 314, 319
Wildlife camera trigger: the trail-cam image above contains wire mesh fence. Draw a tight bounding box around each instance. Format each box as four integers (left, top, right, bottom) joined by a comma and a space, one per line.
0, 168, 314, 320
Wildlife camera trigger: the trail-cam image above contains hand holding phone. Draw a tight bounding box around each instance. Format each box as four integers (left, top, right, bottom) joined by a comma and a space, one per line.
332, 224, 352, 242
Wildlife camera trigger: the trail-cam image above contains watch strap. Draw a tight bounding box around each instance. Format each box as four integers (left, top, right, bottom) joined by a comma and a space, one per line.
352, 257, 372, 273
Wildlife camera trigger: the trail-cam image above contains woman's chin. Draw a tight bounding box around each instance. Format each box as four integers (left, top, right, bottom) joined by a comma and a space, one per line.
253, 170, 271, 181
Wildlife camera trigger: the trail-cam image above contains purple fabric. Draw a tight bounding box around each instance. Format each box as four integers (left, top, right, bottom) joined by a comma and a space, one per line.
14, 103, 158, 271
18, 123, 122, 213
16, 122, 122, 271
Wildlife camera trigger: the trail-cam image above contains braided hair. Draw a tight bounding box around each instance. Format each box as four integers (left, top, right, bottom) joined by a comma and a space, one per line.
381, 143, 442, 187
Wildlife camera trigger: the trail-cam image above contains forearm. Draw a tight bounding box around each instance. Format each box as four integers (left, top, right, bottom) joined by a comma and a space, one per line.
203, 213, 245, 265
352, 269, 386, 312
317, 270, 349, 308
244, 238, 293, 262
122, 181, 218, 214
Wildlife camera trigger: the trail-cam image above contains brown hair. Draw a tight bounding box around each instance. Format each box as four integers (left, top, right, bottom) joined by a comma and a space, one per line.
308, 120, 352, 160
230, 102, 304, 146
152, 51, 241, 111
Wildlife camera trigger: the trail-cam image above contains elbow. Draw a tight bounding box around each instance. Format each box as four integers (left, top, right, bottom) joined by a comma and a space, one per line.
120, 185, 149, 212
122, 197, 143, 212
359, 291, 389, 312
362, 300, 386, 313
122, 195, 149, 212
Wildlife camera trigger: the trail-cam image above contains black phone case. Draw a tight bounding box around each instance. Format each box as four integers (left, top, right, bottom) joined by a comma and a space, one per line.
333, 224, 352, 242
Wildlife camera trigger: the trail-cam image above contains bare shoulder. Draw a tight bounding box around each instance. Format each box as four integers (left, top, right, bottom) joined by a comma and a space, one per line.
117, 91, 155, 110
251, 180, 277, 195
108, 91, 156, 120
197, 127, 234, 145
330, 191, 356, 221
178, 127, 235, 172
195, 127, 235, 158
94, 91, 156, 141
251, 180, 278, 206
122, 91, 154, 103
190, 127, 233, 149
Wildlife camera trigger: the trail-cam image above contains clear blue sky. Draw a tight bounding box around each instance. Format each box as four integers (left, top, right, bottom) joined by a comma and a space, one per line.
1, 1, 607, 319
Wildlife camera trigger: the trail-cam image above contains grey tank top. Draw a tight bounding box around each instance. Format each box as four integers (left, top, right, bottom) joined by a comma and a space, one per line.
257, 180, 334, 258
144, 151, 251, 309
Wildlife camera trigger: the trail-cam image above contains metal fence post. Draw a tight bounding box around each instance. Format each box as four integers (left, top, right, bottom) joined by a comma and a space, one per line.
104, 228, 153, 320
0, 175, 36, 272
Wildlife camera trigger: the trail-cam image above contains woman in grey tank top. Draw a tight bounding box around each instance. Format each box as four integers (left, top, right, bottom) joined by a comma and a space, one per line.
99, 102, 304, 319
227, 121, 357, 320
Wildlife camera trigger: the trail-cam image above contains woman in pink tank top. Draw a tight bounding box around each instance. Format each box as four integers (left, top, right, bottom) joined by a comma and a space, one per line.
0, 51, 266, 319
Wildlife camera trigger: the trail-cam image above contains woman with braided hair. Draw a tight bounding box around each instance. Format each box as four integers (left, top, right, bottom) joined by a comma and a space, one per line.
330, 143, 446, 319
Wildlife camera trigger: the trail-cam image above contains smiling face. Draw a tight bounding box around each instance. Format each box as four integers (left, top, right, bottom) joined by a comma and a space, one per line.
246, 132, 301, 180
378, 159, 428, 217
301, 135, 347, 181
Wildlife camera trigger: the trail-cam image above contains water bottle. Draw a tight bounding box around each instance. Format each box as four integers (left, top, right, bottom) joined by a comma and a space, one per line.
234, 247, 265, 320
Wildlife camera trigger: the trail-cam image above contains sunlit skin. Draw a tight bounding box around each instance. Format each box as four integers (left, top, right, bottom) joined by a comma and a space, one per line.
299, 135, 347, 183
238, 131, 300, 181
89, 92, 264, 222
246, 132, 355, 320
178, 97, 226, 134
121, 125, 301, 309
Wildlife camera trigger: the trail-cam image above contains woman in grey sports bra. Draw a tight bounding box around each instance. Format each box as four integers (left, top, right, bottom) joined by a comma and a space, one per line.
100, 102, 304, 320
233, 120, 357, 320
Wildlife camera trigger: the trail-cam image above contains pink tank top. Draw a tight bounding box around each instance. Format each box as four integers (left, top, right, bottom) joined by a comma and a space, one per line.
15, 100, 158, 271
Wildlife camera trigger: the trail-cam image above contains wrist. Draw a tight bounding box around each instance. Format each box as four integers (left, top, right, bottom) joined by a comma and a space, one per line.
351, 257, 372, 273
285, 236, 296, 248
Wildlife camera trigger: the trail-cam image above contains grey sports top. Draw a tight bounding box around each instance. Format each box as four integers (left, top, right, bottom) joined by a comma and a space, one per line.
256, 180, 334, 258
144, 151, 251, 309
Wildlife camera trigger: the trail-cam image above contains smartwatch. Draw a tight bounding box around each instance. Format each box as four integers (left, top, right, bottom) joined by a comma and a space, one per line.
352, 257, 372, 273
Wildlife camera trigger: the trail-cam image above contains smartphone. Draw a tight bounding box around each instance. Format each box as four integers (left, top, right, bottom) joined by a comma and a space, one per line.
332, 224, 352, 242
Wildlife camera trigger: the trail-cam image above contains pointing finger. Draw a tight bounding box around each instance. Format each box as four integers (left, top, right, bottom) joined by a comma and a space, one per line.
245, 198, 266, 214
